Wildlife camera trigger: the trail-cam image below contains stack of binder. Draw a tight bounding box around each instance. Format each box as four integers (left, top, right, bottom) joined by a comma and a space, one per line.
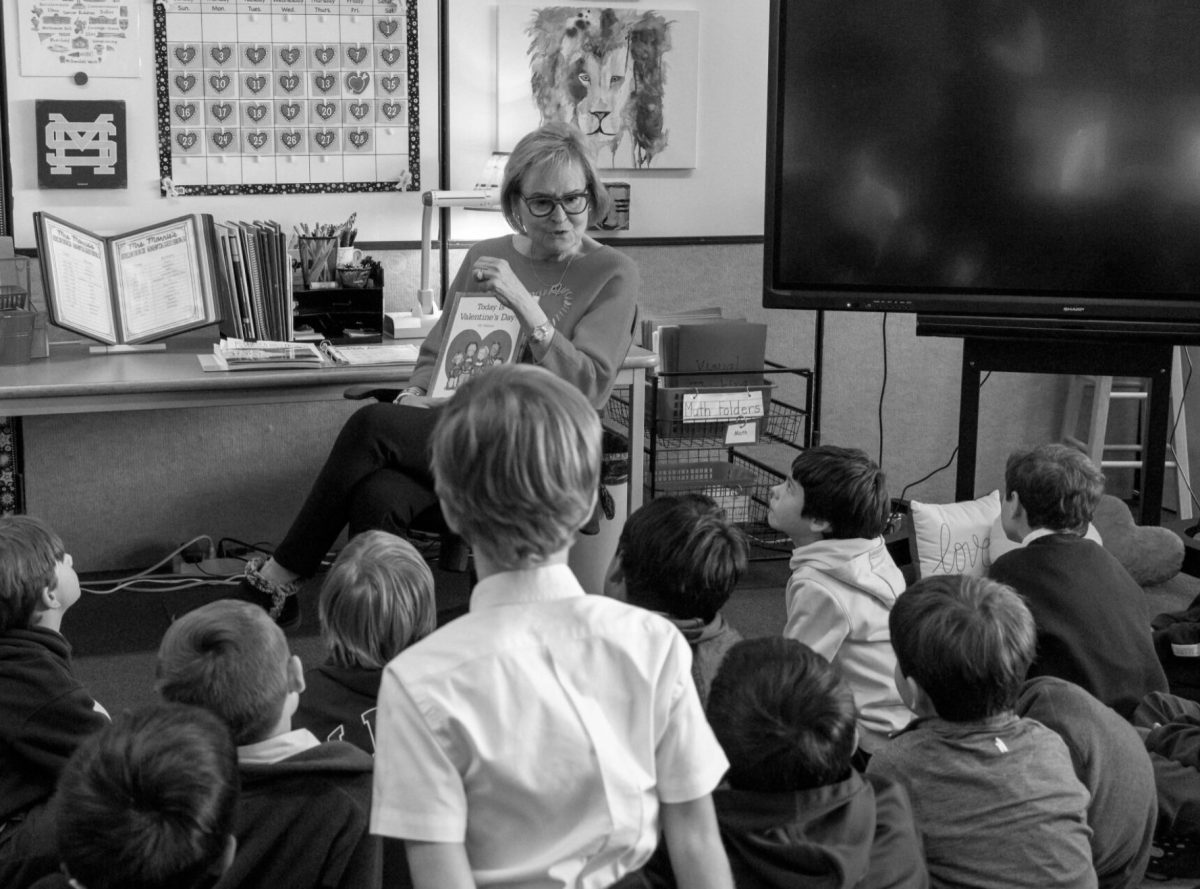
213, 220, 292, 342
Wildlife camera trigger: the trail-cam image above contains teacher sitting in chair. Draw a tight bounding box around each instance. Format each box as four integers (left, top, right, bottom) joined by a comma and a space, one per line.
243, 121, 640, 627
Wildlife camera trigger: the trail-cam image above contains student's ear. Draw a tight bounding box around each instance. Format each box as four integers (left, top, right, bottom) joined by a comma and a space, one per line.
899, 673, 935, 717
38, 584, 63, 613
807, 516, 832, 535
287, 655, 305, 695
602, 553, 626, 601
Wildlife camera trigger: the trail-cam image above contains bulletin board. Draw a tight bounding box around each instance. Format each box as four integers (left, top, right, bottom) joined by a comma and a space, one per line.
1, 0, 439, 249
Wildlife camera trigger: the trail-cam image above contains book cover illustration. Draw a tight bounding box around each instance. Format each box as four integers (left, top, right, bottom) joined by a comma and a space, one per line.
428, 292, 523, 399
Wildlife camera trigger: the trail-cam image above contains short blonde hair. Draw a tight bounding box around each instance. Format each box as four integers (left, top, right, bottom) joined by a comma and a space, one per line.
319, 531, 436, 669
500, 121, 612, 232
431, 364, 600, 570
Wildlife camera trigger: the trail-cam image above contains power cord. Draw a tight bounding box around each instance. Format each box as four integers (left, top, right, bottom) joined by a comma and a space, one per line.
81, 535, 242, 596
897, 371, 992, 502
878, 312, 888, 467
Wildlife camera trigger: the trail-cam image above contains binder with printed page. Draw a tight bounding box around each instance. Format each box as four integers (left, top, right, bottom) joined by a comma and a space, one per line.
34, 211, 223, 346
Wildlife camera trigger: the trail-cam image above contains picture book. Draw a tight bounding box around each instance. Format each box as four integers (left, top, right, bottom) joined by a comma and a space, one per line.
320, 342, 419, 367
427, 291, 524, 398
204, 338, 326, 371
34, 211, 222, 345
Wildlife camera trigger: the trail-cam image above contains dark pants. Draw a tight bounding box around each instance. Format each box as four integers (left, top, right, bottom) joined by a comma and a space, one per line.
274, 402, 442, 577
1134, 691, 1200, 835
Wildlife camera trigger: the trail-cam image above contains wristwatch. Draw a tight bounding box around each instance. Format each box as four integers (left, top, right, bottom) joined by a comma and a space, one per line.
530, 321, 554, 344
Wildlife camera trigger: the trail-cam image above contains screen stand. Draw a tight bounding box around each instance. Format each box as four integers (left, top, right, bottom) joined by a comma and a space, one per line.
88, 343, 169, 355
949, 335, 1173, 526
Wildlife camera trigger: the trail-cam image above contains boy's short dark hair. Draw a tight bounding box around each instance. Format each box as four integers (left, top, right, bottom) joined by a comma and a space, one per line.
617, 494, 749, 623
156, 599, 291, 745
890, 574, 1036, 722
707, 636, 857, 792
0, 515, 65, 632
1005, 444, 1104, 532
789, 446, 890, 539
54, 702, 238, 889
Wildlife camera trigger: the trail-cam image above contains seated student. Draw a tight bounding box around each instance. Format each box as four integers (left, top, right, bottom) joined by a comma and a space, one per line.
371, 364, 734, 889
1017, 677, 1156, 889
1132, 692, 1200, 849
156, 599, 380, 889
30, 702, 239, 889
868, 574, 1096, 889
989, 444, 1167, 719
604, 494, 749, 705
0, 516, 109, 889
643, 635, 926, 889
294, 530, 436, 753
767, 445, 911, 755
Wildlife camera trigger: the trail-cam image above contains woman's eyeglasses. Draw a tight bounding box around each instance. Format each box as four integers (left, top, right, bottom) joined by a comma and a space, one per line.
521, 191, 591, 218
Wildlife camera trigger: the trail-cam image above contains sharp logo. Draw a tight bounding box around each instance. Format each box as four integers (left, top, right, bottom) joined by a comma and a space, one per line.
1063, 306, 1086, 313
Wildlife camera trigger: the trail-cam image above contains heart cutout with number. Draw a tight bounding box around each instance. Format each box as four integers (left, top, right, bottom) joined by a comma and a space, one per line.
210, 45, 231, 65
279, 102, 300, 121
211, 102, 232, 121
348, 45, 368, 64
346, 72, 370, 94
378, 19, 399, 38
247, 131, 269, 150
247, 104, 267, 122
381, 75, 402, 94
174, 103, 196, 121
349, 102, 369, 119
315, 130, 336, 149
314, 73, 335, 93
280, 46, 301, 66
381, 46, 402, 66
210, 73, 231, 92
281, 130, 302, 150
175, 74, 196, 93
315, 45, 335, 65
176, 131, 198, 150
212, 131, 234, 150
245, 46, 267, 65
381, 101, 403, 119
316, 102, 336, 120
348, 130, 370, 148
174, 45, 196, 65
245, 74, 267, 94
279, 73, 300, 93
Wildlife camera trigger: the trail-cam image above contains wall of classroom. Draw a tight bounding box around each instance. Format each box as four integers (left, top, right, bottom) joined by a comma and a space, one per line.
13, 0, 1176, 570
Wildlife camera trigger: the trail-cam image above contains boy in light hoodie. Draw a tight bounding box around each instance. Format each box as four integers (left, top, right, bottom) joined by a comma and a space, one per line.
768, 445, 911, 758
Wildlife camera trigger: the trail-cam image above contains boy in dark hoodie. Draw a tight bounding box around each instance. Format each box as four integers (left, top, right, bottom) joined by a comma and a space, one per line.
642, 636, 926, 889
156, 599, 380, 889
0, 515, 109, 889
767, 445, 911, 755
605, 494, 749, 705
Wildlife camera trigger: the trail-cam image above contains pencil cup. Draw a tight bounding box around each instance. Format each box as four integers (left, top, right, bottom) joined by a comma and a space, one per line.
299, 236, 339, 289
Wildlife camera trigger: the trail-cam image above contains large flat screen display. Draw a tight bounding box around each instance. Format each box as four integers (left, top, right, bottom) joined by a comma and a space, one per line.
765, 0, 1200, 329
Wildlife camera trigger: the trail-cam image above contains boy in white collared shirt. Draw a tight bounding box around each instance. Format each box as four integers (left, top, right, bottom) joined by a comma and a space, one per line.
370, 364, 733, 889
156, 599, 380, 889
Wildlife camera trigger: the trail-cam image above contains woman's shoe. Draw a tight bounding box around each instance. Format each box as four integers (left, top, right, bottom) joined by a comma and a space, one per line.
242, 557, 302, 630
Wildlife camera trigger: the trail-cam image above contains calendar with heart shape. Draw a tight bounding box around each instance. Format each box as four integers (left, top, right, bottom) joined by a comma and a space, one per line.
154, 0, 419, 195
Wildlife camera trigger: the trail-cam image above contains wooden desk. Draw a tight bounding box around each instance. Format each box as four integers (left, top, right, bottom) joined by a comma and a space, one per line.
1, 342, 654, 511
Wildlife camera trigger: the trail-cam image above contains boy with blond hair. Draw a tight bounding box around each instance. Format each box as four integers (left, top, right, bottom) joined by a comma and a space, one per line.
294, 530, 436, 753
371, 364, 733, 889
0, 515, 108, 889
156, 599, 379, 889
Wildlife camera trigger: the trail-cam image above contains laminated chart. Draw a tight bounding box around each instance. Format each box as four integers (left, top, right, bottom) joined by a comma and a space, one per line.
155, 0, 420, 195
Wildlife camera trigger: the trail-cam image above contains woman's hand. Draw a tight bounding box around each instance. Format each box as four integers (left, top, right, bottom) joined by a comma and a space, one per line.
471, 256, 547, 331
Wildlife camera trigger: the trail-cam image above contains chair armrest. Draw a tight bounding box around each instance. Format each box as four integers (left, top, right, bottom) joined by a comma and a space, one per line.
343, 384, 404, 402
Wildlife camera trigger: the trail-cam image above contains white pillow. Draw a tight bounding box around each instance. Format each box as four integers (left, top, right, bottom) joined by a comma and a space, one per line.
908, 490, 1001, 579
988, 513, 1104, 562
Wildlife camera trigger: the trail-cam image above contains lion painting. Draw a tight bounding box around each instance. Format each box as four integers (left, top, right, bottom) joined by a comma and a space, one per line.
527, 8, 672, 168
